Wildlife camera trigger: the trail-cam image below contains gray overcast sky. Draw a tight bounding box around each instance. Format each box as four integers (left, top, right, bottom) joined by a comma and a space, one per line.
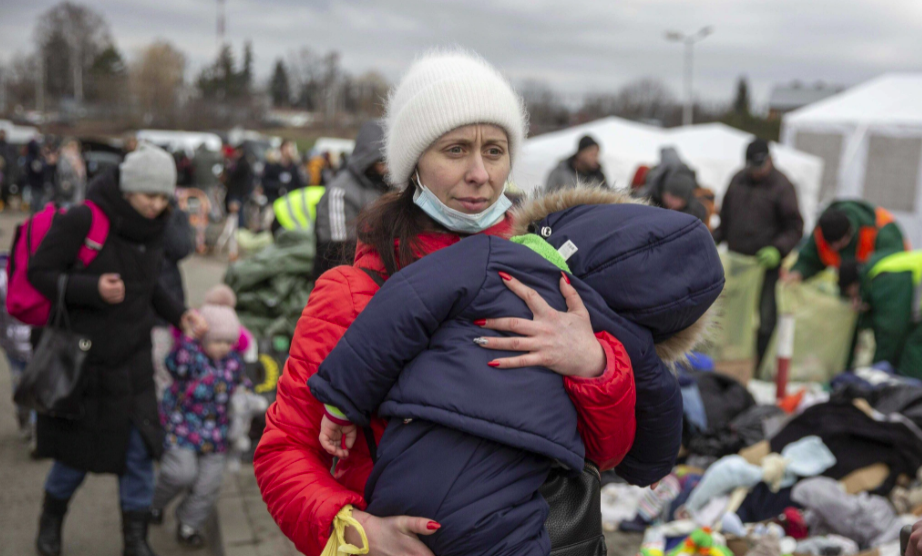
2, 0, 921, 107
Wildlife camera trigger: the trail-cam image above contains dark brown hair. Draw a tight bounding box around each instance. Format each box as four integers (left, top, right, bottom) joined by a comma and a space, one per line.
355, 183, 447, 277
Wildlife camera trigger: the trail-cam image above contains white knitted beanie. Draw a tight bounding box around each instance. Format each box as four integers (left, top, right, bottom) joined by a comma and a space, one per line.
384, 50, 528, 189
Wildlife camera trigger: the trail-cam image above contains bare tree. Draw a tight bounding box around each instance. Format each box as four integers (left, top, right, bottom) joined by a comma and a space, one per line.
33, 1, 113, 104
520, 79, 570, 134
344, 70, 388, 118
130, 40, 186, 126
581, 78, 678, 125
3, 52, 39, 110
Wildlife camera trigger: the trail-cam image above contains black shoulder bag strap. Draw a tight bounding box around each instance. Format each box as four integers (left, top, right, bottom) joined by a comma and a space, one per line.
357, 266, 386, 463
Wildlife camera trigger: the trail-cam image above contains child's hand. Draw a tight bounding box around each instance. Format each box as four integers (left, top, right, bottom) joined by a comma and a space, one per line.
320, 414, 357, 459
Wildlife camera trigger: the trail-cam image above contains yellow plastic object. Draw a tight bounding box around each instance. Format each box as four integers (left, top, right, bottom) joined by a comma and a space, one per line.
320, 505, 369, 556
702, 252, 764, 361
758, 271, 858, 383
666, 528, 732, 556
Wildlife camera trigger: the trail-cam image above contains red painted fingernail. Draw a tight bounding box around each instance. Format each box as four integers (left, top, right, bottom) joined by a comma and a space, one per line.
474, 319, 487, 326
488, 361, 500, 367
427, 521, 441, 530
561, 272, 570, 285
499, 271, 512, 281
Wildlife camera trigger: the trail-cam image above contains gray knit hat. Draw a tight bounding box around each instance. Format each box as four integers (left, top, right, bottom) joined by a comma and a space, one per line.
119, 142, 177, 196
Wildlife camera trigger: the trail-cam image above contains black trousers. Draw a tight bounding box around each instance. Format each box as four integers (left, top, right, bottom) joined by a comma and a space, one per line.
756, 268, 780, 368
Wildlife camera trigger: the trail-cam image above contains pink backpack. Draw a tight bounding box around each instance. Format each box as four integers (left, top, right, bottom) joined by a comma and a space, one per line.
5, 201, 110, 326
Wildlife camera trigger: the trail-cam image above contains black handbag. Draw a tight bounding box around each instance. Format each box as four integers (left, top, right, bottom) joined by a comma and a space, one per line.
13, 276, 93, 420
539, 462, 606, 556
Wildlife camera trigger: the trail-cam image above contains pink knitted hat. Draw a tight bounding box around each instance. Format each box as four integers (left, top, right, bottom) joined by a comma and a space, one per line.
199, 304, 241, 344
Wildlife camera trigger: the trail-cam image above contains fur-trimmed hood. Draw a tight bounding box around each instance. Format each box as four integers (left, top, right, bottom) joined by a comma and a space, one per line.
511, 187, 724, 363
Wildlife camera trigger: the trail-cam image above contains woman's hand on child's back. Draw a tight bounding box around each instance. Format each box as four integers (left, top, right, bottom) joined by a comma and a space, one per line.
319, 414, 358, 459
344, 511, 439, 556
474, 272, 606, 379
98, 273, 125, 304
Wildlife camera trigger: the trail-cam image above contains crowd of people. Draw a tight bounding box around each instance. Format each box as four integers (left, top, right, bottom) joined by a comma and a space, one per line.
5, 47, 922, 556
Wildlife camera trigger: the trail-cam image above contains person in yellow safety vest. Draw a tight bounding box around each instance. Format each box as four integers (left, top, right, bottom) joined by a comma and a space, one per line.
272, 185, 326, 234
839, 251, 922, 379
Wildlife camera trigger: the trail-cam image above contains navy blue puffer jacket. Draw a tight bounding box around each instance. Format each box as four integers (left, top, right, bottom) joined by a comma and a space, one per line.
310, 189, 724, 485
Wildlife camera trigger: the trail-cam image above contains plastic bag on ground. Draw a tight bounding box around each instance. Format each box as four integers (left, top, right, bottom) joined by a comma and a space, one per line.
758, 272, 857, 383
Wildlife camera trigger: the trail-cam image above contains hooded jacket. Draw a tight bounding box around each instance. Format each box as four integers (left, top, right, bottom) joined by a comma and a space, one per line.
310, 190, 723, 479
544, 157, 608, 193
254, 188, 721, 555
27, 168, 186, 473
313, 121, 388, 276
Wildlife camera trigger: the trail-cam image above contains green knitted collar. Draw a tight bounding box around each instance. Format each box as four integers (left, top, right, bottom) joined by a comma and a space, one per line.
510, 234, 571, 273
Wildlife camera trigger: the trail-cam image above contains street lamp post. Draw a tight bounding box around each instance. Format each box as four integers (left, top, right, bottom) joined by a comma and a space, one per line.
666, 26, 713, 126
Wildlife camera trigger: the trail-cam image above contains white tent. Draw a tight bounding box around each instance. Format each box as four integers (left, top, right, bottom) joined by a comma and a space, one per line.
0, 120, 40, 144
782, 73, 922, 247
514, 117, 824, 229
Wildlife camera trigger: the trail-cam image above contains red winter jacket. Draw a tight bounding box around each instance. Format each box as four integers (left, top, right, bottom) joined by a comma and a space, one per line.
253, 214, 637, 555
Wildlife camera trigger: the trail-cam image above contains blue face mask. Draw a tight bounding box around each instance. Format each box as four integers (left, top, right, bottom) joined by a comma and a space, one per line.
412, 171, 512, 234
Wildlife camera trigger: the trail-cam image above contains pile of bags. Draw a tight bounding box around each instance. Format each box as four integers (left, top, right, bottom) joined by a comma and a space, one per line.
224, 228, 315, 339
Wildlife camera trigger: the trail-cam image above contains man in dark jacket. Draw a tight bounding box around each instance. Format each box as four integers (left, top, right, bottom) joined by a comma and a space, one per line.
313, 121, 389, 277
787, 200, 906, 284
544, 135, 608, 193
713, 138, 804, 366
839, 251, 922, 379
223, 145, 254, 227
261, 141, 303, 204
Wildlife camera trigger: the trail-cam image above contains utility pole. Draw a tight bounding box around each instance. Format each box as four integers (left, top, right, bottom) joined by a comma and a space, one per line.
36, 53, 44, 114
217, 0, 226, 48
665, 26, 713, 126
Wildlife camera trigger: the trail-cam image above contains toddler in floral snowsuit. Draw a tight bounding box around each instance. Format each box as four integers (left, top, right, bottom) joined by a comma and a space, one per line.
151, 303, 252, 548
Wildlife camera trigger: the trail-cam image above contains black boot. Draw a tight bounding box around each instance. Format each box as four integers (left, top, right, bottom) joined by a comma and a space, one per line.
36, 491, 69, 556
122, 510, 158, 556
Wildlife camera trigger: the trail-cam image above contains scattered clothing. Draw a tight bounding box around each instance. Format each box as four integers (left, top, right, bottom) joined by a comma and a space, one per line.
686, 437, 835, 513
771, 400, 922, 495
791, 477, 902, 549
794, 535, 860, 556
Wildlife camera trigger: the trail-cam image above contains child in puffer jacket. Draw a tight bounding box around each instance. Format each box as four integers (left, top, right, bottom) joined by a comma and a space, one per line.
152, 303, 253, 548
308, 193, 724, 556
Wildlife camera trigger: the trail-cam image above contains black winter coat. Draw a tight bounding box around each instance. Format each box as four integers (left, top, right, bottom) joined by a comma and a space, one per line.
28, 169, 186, 473
712, 167, 804, 257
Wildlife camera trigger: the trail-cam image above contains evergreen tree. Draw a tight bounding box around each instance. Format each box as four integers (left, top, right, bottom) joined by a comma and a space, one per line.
733, 76, 750, 117
270, 59, 290, 107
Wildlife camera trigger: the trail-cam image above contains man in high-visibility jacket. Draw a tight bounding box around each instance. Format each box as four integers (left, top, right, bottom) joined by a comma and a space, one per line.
839, 251, 922, 378
786, 200, 907, 283
272, 185, 326, 233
